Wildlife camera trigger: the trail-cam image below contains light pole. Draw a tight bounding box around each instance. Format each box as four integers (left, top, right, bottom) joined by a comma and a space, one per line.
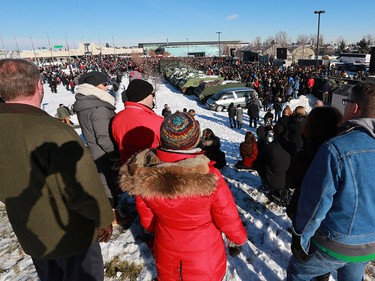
314, 10, 325, 69
216, 31, 221, 57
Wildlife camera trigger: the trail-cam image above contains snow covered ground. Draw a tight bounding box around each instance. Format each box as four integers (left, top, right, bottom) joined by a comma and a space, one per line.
0, 76, 374, 281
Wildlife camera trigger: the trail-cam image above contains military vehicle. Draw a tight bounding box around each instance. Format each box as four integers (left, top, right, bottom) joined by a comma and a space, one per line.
178, 71, 220, 94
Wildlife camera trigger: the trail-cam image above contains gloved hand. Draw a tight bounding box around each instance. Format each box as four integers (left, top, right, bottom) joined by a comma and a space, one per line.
110, 159, 122, 171
291, 234, 309, 262
227, 240, 243, 257
228, 245, 242, 257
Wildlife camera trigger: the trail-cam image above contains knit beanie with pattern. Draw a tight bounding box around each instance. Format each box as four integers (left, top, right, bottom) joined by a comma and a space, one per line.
160, 111, 200, 150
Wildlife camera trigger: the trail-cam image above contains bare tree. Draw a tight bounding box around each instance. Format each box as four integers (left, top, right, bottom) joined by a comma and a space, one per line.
296, 34, 310, 59
296, 34, 309, 45
252, 36, 262, 51
319, 34, 325, 46
264, 36, 275, 46
364, 33, 374, 46
274, 31, 290, 47
131, 53, 145, 66
309, 34, 317, 47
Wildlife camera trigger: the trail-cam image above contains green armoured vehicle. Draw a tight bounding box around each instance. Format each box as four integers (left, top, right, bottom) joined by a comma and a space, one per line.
169, 68, 190, 87
178, 72, 221, 95
164, 67, 177, 80
165, 67, 221, 95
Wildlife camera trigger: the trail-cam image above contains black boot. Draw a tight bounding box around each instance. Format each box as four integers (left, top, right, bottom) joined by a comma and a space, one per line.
275, 188, 291, 207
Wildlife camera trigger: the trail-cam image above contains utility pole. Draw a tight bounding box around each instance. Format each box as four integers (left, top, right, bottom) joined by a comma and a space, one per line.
314, 10, 325, 69
216, 32, 222, 57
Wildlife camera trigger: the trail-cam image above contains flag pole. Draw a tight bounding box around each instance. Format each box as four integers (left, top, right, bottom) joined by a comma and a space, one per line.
13, 34, 20, 57
65, 33, 73, 75
47, 33, 53, 61
0, 34, 6, 58
30, 34, 39, 65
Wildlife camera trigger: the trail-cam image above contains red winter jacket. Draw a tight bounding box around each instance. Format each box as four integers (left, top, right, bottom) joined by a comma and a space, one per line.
119, 148, 247, 281
239, 132, 258, 168
307, 77, 315, 89
111, 102, 164, 163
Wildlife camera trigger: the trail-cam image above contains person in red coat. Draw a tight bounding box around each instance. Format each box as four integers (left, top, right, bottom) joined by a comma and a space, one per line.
111, 79, 164, 163
119, 112, 247, 281
235, 131, 258, 169
307, 76, 315, 95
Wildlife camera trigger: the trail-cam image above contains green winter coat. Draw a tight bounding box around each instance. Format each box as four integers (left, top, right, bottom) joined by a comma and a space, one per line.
56, 105, 71, 119
0, 103, 114, 259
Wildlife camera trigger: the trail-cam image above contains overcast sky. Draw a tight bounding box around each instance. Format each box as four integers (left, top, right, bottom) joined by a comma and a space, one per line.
1, 0, 374, 51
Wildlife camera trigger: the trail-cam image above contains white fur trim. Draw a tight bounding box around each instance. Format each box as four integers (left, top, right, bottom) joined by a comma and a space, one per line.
77, 83, 115, 106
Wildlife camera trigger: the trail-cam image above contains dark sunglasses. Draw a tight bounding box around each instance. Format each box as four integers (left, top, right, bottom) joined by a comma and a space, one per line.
151, 92, 155, 97
102, 82, 109, 86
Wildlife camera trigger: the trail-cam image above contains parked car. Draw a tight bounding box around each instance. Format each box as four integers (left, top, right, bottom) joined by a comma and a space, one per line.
206, 87, 254, 112
195, 80, 247, 102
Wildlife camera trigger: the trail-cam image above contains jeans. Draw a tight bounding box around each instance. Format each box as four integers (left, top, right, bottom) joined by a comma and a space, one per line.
229, 117, 236, 128
287, 246, 367, 281
32, 241, 104, 281
293, 90, 299, 99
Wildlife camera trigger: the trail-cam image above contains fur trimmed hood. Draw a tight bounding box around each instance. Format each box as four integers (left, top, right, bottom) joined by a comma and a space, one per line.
76, 83, 115, 106
119, 149, 218, 199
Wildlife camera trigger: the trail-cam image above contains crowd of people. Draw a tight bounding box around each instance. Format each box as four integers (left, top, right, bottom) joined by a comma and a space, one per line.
1, 55, 375, 281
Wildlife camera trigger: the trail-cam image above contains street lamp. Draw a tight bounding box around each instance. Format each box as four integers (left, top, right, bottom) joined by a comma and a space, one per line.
216, 31, 222, 57
314, 10, 325, 69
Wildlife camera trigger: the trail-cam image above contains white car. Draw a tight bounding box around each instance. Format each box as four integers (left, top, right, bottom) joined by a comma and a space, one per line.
206, 87, 254, 112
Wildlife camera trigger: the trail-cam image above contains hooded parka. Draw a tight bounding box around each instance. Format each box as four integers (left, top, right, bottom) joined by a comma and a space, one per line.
119, 148, 247, 281
73, 83, 117, 160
